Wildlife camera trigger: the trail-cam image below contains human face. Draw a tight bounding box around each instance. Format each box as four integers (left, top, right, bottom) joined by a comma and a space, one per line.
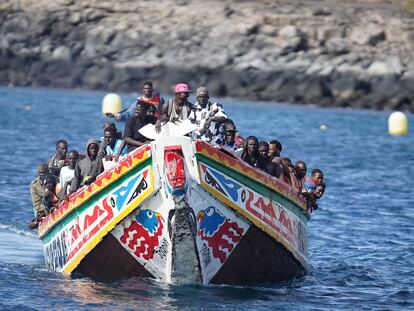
197, 94, 209, 106
295, 163, 307, 179
45, 180, 55, 193
224, 131, 236, 144
37, 167, 48, 181
258, 145, 269, 158
247, 139, 257, 155
143, 85, 153, 97
88, 143, 99, 158
135, 104, 147, 117
268, 144, 280, 158
104, 130, 116, 148
177, 92, 189, 105
57, 142, 67, 159
67, 152, 78, 169
312, 172, 324, 186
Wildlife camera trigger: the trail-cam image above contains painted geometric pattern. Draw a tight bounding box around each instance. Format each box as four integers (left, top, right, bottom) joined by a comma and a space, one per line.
198, 162, 308, 267
44, 166, 155, 274
38, 145, 152, 237
195, 140, 306, 210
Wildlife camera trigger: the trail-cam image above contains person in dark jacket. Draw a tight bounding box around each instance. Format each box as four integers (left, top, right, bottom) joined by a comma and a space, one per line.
69, 139, 103, 193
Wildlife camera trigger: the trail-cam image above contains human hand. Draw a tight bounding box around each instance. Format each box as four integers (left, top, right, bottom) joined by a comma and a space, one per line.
105, 112, 115, 118
155, 122, 161, 133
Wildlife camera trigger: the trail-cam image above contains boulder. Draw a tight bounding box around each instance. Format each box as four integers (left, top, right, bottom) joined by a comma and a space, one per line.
349, 24, 386, 46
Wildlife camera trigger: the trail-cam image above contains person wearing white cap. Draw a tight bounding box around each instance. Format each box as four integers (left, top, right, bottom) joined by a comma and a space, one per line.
155, 83, 193, 132
188, 86, 228, 145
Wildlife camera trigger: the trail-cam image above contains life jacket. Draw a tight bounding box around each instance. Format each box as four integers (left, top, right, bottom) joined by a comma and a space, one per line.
140, 93, 162, 118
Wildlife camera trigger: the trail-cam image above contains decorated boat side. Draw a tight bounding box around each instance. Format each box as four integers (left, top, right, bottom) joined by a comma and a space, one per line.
39, 135, 310, 285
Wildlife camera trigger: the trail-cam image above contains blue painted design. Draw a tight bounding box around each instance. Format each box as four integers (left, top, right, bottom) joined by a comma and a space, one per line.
207, 166, 241, 202
198, 206, 225, 236
112, 174, 141, 211
135, 209, 161, 235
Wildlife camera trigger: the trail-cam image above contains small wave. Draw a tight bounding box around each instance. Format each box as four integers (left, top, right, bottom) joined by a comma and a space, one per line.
0, 223, 37, 238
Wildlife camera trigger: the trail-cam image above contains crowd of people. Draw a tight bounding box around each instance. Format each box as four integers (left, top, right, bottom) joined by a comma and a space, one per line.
28, 81, 325, 228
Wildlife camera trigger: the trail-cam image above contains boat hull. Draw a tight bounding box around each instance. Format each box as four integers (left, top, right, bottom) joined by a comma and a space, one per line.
39, 137, 309, 285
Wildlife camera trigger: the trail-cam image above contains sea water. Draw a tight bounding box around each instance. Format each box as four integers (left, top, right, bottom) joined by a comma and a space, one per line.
0, 87, 413, 310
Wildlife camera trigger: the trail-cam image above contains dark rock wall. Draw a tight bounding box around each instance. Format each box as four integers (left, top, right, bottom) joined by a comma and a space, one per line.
1, 0, 414, 111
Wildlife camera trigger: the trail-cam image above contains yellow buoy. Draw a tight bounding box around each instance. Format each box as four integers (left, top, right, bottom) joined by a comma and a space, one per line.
388, 111, 408, 136
320, 124, 327, 130
102, 93, 122, 115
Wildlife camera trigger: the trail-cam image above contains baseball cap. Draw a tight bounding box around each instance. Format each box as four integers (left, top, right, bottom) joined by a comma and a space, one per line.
174, 83, 192, 93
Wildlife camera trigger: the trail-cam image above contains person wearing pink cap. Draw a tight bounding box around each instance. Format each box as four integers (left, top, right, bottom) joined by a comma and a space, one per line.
155, 83, 193, 132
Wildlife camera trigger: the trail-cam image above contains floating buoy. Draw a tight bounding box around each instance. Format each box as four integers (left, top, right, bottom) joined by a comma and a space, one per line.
320, 124, 327, 130
102, 93, 122, 115
388, 111, 408, 136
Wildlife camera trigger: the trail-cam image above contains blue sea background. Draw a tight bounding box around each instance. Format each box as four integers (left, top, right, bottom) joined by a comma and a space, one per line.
0, 86, 413, 310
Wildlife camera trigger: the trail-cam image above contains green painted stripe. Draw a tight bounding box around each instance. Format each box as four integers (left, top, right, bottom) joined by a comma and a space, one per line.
42, 158, 152, 243
196, 154, 308, 223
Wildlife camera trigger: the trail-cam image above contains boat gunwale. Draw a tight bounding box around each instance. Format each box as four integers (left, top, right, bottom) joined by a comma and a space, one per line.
38, 145, 152, 238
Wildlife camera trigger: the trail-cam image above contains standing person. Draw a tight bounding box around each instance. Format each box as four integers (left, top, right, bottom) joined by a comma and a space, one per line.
188, 86, 228, 145
30, 163, 49, 218
155, 83, 193, 131
59, 150, 79, 196
69, 139, 104, 193
123, 101, 155, 153
106, 81, 164, 121
48, 139, 68, 173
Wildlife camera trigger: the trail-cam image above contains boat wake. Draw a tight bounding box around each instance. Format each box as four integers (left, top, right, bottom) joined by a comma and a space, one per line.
0, 223, 37, 238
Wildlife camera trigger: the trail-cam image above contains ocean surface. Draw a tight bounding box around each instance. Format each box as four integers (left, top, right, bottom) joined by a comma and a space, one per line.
0, 86, 413, 310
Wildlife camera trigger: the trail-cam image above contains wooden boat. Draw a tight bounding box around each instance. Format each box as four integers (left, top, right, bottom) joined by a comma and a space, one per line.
39, 135, 310, 285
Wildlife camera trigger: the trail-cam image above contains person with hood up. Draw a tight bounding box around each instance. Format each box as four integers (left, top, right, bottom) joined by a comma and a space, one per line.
69, 139, 103, 193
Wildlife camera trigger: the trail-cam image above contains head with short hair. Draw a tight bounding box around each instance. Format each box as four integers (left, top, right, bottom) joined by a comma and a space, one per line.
135, 101, 150, 117
258, 141, 269, 159
67, 150, 79, 169
104, 126, 117, 148
269, 139, 282, 158
55, 139, 68, 159
143, 81, 153, 96
103, 122, 116, 131
295, 161, 307, 179
42, 173, 57, 192
311, 168, 324, 186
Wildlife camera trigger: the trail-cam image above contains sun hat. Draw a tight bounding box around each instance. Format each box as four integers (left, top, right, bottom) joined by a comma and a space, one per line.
174, 83, 192, 93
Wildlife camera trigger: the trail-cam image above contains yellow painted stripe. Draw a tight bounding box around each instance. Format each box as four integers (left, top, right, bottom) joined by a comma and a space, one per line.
62, 168, 155, 274
199, 177, 308, 269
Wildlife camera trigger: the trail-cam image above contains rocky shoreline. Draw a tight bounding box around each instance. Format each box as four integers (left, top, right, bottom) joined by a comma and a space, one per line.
1, 0, 414, 111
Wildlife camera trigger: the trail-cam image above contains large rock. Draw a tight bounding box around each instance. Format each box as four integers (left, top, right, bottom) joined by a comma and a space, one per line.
349, 24, 386, 46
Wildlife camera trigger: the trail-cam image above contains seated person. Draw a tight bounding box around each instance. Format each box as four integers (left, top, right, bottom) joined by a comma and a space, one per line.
30, 163, 48, 218
221, 122, 238, 150
257, 141, 283, 178
304, 168, 324, 192
48, 139, 68, 174
269, 139, 282, 159
103, 126, 127, 160
294, 160, 307, 192
69, 139, 104, 193
124, 101, 155, 153
103, 122, 123, 140
42, 174, 60, 213
315, 182, 326, 200
59, 150, 79, 196
240, 136, 259, 167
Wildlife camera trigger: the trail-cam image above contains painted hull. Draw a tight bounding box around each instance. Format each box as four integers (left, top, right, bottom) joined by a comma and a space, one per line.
39, 137, 309, 285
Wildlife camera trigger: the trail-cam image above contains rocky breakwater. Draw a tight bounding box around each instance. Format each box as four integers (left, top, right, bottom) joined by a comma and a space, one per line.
1, 0, 414, 111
